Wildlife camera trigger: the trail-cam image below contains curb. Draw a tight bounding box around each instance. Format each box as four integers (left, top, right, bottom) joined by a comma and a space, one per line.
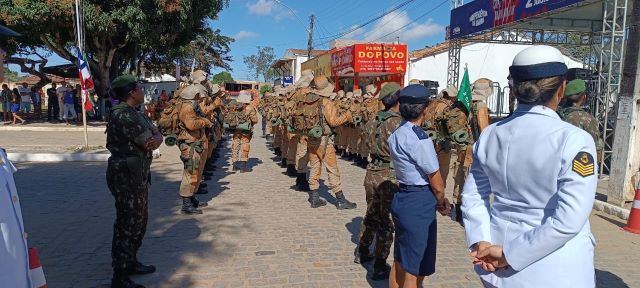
593, 199, 630, 220
0, 126, 104, 132
7, 153, 110, 162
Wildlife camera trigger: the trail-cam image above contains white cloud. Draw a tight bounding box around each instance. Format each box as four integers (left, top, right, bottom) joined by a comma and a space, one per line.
247, 0, 275, 15
361, 11, 444, 42
233, 30, 258, 40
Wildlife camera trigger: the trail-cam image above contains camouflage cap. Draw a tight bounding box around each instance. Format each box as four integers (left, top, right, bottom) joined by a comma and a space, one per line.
375, 82, 401, 100
438, 85, 459, 98
471, 78, 493, 101
565, 79, 586, 97
111, 75, 137, 89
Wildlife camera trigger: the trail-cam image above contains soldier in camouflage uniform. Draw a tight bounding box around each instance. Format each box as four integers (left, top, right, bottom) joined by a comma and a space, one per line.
177, 85, 213, 215
348, 90, 364, 161
231, 91, 259, 172
448, 78, 491, 223
355, 82, 402, 280
423, 86, 458, 187
106, 75, 163, 288
358, 84, 380, 168
559, 79, 603, 161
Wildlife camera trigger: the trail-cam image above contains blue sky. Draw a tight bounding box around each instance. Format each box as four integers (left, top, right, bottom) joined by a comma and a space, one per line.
28, 0, 453, 80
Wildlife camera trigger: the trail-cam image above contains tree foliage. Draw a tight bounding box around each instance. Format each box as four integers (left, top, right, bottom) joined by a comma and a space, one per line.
211, 71, 234, 84
2, 67, 25, 83
260, 85, 271, 94
243, 46, 275, 82
0, 0, 232, 97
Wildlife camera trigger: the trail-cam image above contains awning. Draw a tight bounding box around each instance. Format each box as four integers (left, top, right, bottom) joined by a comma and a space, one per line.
42, 64, 77, 79
0, 25, 20, 37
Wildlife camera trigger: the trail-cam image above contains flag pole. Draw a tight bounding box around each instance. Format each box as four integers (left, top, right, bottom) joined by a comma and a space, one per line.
75, 0, 88, 149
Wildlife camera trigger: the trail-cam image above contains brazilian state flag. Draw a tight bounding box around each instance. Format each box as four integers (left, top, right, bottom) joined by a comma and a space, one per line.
457, 67, 472, 113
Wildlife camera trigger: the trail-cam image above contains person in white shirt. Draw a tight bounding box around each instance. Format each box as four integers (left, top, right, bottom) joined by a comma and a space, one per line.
0, 147, 32, 287
56, 83, 69, 121
17, 82, 31, 114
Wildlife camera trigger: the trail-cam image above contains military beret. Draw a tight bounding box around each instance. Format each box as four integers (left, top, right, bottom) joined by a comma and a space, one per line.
376, 82, 401, 100
111, 75, 137, 89
398, 84, 430, 104
565, 79, 586, 97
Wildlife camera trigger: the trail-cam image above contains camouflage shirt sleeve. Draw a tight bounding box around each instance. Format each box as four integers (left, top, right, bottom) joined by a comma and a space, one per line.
117, 108, 153, 147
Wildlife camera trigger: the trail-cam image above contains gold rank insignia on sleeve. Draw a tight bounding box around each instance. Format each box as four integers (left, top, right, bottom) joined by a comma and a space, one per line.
572, 151, 595, 177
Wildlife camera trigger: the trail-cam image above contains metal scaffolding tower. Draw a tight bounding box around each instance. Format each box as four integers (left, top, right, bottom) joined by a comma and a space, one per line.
594, 0, 628, 175
447, 40, 461, 86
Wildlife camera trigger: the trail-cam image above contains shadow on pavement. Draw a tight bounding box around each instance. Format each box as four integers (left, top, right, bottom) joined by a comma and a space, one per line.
346, 217, 389, 288
14, 138, 244, 287
596, 269, 630, 288
595, 214, 627, 229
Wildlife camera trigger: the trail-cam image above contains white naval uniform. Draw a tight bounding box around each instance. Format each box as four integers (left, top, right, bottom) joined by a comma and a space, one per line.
0, 148, 32, 287
462, 104, 597, 288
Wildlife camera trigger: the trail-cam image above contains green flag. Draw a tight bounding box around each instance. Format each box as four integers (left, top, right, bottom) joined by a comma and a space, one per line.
457, 67, 472, 113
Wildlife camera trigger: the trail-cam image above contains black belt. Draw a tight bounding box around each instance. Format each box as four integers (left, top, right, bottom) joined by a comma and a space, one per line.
399, 183, 430, 189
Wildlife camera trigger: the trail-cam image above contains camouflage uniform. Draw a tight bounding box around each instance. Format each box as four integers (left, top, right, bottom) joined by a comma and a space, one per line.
358, 110, 402, 263
423, 98, 454, 186
231, 104, 258, 164
559, 106, 603, 160
106, 102, 157, 275
177, 92, 212, 198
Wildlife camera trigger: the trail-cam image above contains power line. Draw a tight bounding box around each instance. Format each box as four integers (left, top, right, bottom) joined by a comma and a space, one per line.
368, 0, 448, 43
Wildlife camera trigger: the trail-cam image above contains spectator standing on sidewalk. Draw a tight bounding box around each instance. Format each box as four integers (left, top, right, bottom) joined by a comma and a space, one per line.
56, 82, 69, 121
30, 87, 41, 119
1, 84, 11, 122
46, 83, 59, 122
62, 88, 78, 124
17, 82, 31, 115
0, 147, 32, 287
11, 88, 26, 125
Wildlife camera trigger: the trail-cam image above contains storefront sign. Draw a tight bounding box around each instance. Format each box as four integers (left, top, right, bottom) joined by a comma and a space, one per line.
331, 44, 408, 76
283, 76, 293, 86
450, 0, 585, 39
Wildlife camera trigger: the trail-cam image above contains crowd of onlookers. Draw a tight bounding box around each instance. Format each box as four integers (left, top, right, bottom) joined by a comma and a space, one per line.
0, 82, 85, 125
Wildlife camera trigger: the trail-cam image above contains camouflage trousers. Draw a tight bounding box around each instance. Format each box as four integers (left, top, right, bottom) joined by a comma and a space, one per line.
295, 135, 309, 173
179, 142, 203, 197
286, 132, 298, 164
436, 145, 452, 188
272, 126, 282, 149
280, 129, 290, 159
307, 136, 342, 193
358, 167, 397, 260
231, 131, 252, 162
265, 121, 273, 136
334, 126, 346, 149
452, 146, 472, 204
347, 127, 359, 154
106, 161, 149, 272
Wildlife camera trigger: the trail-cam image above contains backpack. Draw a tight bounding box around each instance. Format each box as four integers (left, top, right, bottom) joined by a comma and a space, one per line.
362, 98, 379, 123
157, 100, 183, 137
290, 92, 324, 138
349, 99, 364, 126
223, 101, 252, 131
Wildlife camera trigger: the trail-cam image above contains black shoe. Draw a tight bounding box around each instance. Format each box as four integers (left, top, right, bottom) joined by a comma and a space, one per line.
238, 161, 249, 173
353, 246, 374, 264
371, 258, 391, 280
231, 162, 238, 172
280, 158, 287, 168
294, 173, 303, 191
127, 262, 156, 275
111, 277, 145, 288
181, 197, 203, 214
196, 187, 208, 195
297, 174, 311, 192
286, 164, 297, 177
308, 190, 327, 208
191, 196, 208, 208
335, 191, 357, 210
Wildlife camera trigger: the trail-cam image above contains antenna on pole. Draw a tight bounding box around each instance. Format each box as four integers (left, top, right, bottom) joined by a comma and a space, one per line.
307, 14, 315, 58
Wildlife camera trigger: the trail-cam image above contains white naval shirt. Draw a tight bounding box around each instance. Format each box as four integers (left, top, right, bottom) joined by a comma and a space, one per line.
462, 104, 597, 288
0, 148, 31, 287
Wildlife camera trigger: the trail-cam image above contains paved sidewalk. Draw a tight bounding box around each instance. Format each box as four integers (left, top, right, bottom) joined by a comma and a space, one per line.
10, 131, 640, 287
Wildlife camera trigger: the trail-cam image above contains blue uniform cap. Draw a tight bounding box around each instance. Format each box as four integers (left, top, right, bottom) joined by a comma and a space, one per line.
398, 84, 430, 104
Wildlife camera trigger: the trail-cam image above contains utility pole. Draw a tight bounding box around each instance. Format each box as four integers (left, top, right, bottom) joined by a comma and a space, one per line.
307, 14, 315, 59
609, 0, 639, 205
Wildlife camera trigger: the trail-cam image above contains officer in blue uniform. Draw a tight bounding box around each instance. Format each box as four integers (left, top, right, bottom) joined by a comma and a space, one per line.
462, 45, 598, 288
387, 84, 450, 288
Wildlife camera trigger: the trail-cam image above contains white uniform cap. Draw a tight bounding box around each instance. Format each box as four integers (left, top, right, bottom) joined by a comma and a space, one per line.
509, 45, 568, 81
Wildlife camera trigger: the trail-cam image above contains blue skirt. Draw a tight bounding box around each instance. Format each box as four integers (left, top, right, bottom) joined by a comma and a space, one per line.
391, 184, 437, 276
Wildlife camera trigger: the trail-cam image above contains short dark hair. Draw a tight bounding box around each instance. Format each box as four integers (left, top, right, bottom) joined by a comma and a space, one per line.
111, 82, 138, 101
399, 102, 428, 121
381, 91, 400, 110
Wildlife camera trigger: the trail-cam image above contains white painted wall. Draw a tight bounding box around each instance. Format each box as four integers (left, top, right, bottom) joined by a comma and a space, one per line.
408, 43, 584, 90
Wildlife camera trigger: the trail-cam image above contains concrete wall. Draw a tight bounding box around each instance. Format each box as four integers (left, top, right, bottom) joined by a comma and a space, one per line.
408, 43, 584, 89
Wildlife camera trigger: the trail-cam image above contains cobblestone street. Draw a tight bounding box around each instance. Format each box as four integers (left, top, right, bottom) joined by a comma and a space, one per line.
4, 130, 639, 288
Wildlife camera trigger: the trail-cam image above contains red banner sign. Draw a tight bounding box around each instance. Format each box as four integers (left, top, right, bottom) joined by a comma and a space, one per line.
331, 43, 408, 76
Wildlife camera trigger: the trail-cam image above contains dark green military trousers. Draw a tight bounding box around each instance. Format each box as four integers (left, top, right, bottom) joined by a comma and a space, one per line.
107, 157, 149, 272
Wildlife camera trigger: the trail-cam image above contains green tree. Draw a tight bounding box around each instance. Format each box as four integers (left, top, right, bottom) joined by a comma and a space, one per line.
260, 85, 271, 94
2, 67, 25, 83
0, 0, 232, 97
211, 71, 234, 84
243, 46, 275, 82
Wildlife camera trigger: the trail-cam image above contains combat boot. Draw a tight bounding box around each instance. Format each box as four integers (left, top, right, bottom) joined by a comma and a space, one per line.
298, 174, 311, 192
335, 191, 357, 210
294, 173, 303, 190
280, 158, 287, 168
191, 196, 208, 208
274, 147, 281, 156
353, 246, 373, 264
238, 161, 249, 173
181, 197, 203, 214
308, 190, 327, 208
196, 186, 208, 195
286, 164, 297, 177
231, 161, 238, 172
111, 270, 145, 288
371, 258, 392, 280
